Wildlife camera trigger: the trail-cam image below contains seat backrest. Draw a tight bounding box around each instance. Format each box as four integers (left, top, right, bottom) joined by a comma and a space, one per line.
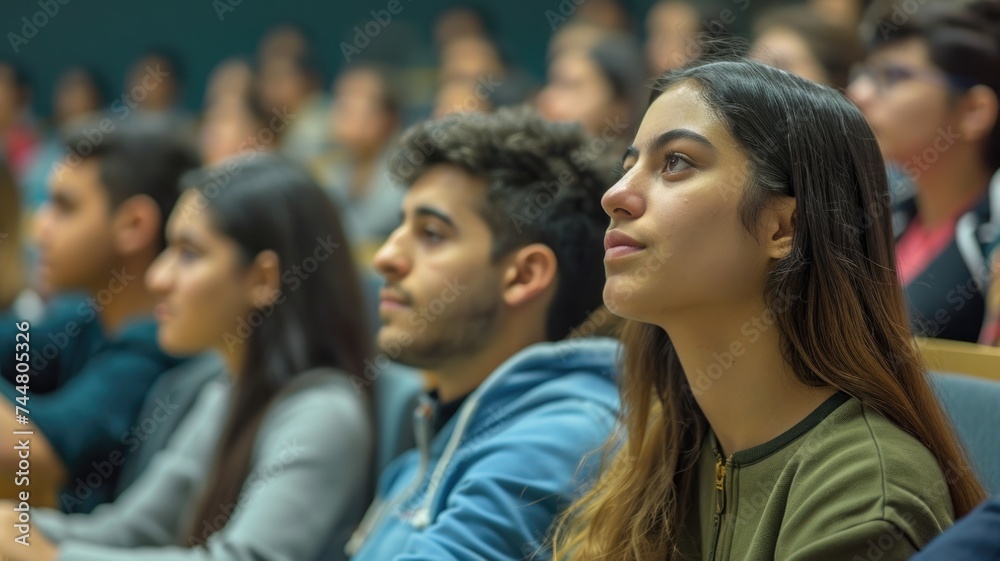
373, 361, 424, 476
930, 371, 1000, 495
114, 352, 227, 497
919, 337, 1000, 383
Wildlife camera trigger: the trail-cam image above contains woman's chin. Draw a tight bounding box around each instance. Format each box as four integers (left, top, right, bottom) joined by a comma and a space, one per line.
603, 279, 649, 322
156, 330, 199, 356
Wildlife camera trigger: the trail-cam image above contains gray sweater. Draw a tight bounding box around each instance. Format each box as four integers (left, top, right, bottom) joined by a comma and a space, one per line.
34, 369, 372, 561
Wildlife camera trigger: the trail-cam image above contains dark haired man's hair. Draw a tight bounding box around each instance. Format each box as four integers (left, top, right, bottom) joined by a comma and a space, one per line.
389, 107, 614, 341
62, 127, 200, 250
862, 0, 1000, 169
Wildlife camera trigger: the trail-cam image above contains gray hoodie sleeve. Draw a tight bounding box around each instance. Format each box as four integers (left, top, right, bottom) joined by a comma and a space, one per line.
34, 381, 228, 547
41, 374, 373, 561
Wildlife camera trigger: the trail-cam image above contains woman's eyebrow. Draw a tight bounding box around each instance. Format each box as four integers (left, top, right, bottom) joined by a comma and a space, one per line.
623, 128, 717, 165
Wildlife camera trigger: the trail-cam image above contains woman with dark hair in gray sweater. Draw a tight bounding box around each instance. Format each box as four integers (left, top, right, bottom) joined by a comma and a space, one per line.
0, 153, 374, 561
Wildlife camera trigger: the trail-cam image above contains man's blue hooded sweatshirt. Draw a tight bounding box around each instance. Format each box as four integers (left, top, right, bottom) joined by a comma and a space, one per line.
346, 337, 620, 561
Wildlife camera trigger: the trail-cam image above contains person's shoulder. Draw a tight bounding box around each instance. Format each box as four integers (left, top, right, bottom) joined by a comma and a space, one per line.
856, 404, 955, 519
788, 399, 954, 541
793, 398, 948, 491
272, 368, 365, 410
260, 368, 371, 440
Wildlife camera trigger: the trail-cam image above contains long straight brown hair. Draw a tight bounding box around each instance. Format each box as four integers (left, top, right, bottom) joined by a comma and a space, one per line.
552, 58, 987, 560
180, 154, 373, 546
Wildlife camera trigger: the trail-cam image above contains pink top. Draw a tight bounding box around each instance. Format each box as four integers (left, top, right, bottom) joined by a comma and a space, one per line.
895, 215, 958, 287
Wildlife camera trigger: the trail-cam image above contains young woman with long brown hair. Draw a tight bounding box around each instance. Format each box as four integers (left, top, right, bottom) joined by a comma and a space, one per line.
552, 56, 986, 560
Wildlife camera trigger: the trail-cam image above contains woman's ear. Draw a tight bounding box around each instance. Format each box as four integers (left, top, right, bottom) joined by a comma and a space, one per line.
764, 195, 796, 260
246, 250, 282, 308
500, 243, 558, 308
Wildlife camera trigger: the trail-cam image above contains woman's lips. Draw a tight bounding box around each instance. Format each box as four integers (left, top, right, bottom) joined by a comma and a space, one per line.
153, 303, 172, 321
379, 289, 410, 311
604, 229, 646, 260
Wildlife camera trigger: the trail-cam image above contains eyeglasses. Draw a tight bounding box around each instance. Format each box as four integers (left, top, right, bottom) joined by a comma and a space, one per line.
849, 62, 978, 95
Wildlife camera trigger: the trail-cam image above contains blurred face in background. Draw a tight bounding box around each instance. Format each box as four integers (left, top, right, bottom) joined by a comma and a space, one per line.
373, 164, 503, 368
847, 38, 955, 167
258, 56, 314, 112
33, 159, 117, 292
537, 49, 618, 134
53, 68, 102, 125
330, 69, 396, 156
200, 96, 264, 166
433, 7, 486, 49
751, 27, 828, 85
433, 80, 493, 119
440, 36, 504, 85
204, 59, 253, 107
645, 1, 699, 75
146, 189, 258, 356
128, 55, 178, 112
576, 0, 632, 32
258, 25, 309, 62
809, 0, 863, 30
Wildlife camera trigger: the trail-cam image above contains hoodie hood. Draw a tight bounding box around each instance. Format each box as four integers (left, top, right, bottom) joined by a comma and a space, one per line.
346, 336, 620, 556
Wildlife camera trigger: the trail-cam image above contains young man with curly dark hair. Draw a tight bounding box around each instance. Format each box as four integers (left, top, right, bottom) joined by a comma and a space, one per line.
346, 108, 621, 561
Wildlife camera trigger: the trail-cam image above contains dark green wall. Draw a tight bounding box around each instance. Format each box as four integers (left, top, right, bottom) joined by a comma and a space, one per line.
2, 0, 762, 118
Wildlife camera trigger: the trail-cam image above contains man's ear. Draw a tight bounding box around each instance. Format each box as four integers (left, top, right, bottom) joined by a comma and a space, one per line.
958, 84, 999, 145
763, 195, 795, 260
500, 243, 558, 308
113, 195, 162, 257
245, 250, 282, 309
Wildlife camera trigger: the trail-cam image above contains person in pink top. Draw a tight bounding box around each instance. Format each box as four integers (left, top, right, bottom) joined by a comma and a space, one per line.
848, 0, 1000, 342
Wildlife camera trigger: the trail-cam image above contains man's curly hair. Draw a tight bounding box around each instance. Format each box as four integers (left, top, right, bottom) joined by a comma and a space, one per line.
389, 107, 616, 341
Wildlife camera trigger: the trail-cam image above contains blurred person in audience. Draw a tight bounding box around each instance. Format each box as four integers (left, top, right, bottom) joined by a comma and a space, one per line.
438, 30, 536, 119
202, 58, 254, 108
551, 54, 983, 561
199, 89, 277, 166
433, 5, 490, 50
345, 108, 620, 560
123, 50, 196, 141
432, 79, 494, 118
848, 0, 1000, 343
547, 20, 614, 60
537, 35, 644, 152
439, 34, 505, 87
809, 0, 866, 31
0, 61, 37, 179
644, 1, 701, 77
432, 72, 534, 119
0, 160, 42, 321
257, 53, 328, 165
313, 65, 403, 261
0, 153, 373, 561
257, 23, 311, 63
23, 67, 107, 213
0, 130, 199, 512
750, 5, 863, 89
573, 0, 632, 33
